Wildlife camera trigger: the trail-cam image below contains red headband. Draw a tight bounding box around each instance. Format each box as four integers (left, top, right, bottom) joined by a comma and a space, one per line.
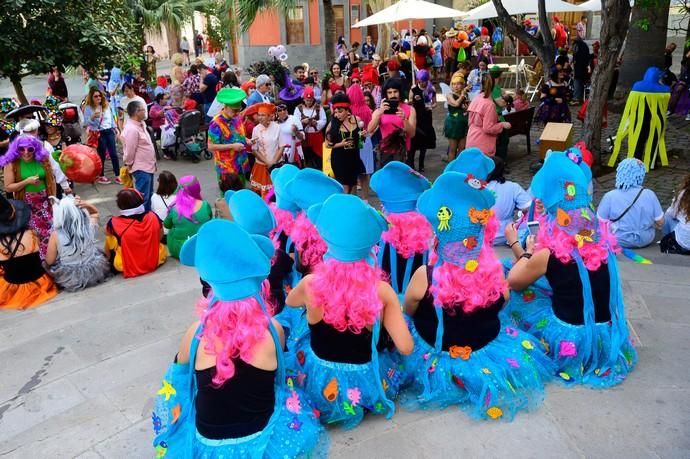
332, 102, 351, 109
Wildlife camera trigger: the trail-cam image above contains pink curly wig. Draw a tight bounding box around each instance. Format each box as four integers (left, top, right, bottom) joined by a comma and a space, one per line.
291, 212, 327, 269
269, 202, 296, 240
197, 281, 275, 387
310, 258, 385, 333
172, 175, 203, 222
536, 209, 619, 271
430, 215, 506, 313
381, 211, 432, 258
0, 134, 49, 166
347, 84, 372, 128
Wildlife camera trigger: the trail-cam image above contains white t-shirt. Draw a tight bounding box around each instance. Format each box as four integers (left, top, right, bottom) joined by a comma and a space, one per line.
669, 191, 690, 250
277, 115, 304, 162
119, 95, 148, 123
151, 193, 176, 222
487, 180, 532, 245
252, 122, 282, 166
294, 105, 327, 133
597, 187, 663, 248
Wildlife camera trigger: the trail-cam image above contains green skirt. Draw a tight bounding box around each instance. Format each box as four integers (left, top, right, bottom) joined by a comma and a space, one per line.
444, 111, 468, 140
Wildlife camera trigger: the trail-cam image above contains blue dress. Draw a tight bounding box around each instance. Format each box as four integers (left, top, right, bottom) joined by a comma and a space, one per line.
397, 266, 554, 421
501, 250, 637, 388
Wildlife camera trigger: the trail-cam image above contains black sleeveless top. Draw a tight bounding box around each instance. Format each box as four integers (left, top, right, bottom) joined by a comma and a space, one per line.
413, 267, 503, 351
267, 248, 294, 313
380, 242, 425, 293
309, 320, 372, 364
545, 255, 611, 325
195, 359, 276, 439
0, 231, 45, 284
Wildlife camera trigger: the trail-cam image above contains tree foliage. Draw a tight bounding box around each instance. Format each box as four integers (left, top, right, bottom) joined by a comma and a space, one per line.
0, 0, 139, 82
492, 0, 557, 66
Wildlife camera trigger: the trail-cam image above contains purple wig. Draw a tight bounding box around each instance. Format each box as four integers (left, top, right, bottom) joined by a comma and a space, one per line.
0, 135, 49, 167
171, 175, 203, 222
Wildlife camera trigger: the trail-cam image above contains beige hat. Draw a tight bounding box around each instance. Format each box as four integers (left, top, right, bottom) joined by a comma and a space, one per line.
445, 28, 458, 38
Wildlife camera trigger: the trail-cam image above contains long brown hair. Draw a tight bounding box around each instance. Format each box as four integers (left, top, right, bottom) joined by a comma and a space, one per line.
86, 88, 108, 109
481, 74, 494, 98
676, 173, 690, 218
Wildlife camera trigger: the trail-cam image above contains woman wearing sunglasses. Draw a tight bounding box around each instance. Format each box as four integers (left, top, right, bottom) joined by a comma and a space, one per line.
1, 134, 57, 259
83, 88, 121, 185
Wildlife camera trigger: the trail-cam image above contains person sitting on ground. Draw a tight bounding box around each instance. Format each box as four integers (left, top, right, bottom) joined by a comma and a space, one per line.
661, 172, 690, 254
151, 170, 178, 223
597, 158, 663, 248
104, 188, 167, 278
45, 196, 111, 291
164, 175, 213, 259
0, 194, 57, 309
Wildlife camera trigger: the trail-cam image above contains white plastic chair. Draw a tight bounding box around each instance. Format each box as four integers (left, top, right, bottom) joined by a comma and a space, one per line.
439, 82, 451, 108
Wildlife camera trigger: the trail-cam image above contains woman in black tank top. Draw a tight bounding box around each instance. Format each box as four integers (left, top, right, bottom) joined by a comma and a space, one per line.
505, 152, 637, 389
401, 171, 554, 421
285, 194, 413, 429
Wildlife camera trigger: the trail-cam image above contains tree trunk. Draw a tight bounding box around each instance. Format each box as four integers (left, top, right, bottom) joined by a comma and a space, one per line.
11, 77, 28, 105
323, 0, 336, 64
166, 22, 181, 59
492, 0, 556, 66
582, 0, 631, 166
618, 0, 671, 90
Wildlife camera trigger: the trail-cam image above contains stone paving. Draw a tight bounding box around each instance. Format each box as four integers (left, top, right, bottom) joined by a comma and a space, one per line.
1, 84, 690, 458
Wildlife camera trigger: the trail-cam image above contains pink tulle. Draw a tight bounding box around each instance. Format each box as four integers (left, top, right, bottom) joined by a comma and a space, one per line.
290, 212, 327, 269
309, 259, 385, 333
430, 215, 506, 313
172, 175, 203, 222
536, 211, 619, 271
270, 203, 296, 239
196, 292, 271, 387
381, 211, 432, 258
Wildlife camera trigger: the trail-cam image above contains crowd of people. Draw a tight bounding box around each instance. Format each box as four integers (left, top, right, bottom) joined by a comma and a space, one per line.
1, 19, 689, 458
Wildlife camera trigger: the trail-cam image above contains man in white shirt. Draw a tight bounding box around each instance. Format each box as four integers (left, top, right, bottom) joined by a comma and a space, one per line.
118, 83, 148, 129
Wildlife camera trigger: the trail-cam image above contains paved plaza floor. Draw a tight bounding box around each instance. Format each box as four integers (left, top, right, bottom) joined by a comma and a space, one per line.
1, 69, 689, 458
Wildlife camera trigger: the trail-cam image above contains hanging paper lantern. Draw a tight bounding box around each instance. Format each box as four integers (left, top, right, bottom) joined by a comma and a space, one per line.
59, 144, 102, 183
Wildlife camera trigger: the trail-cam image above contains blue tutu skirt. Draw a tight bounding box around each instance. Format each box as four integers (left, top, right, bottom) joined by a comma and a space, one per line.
188, 388, 327, 458
502, 293, 637, 388
275, 306, 308, 350
286, 336, 397, 429
397, 322, 554, 421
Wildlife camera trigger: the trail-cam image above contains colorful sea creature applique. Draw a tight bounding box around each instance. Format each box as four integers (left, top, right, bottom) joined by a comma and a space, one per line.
539, 337, 551, 354
437, 206, 453, 231
428, 357, 439, 373
286, 390, 302, 414
564, 182, 577, 201
151, 412, 162, 434
468, 207, 491, 225
575, 229, 594, 248
465, 173, 487, 190
505, 326, 518, 337
506, 358, 520, 368
556, 208, 571, 227
559, 371, 572, 381
580, 207, 592, 221
381, 378, 389, 392
481, 368, 492, 375
449, 345, 472, 360
157, 380, 176, 401
566, 149, 582, 165
171, 404, 181, 424
464, 259, 479, 272
462, 236, 478, 250
342, 401, 357, 416
486, 407, 503, 419
521, 340, 534, 350
347, 387, 362, 406
155, 442, 168, 459
288, 417, 302, 431
322, 377, 339, 402
535, 318, 549, 329
296, 350, 305, 366
522, 289, 536, 302
558, 340, 577, 357
452, 375, 465, 389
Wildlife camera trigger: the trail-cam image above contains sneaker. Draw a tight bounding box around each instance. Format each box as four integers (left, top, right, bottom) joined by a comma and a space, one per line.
685, 114, 690, 121
114, 177, 123, 185
96, 176, 111, 185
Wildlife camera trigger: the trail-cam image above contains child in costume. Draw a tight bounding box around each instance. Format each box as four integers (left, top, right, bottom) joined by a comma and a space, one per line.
399, 172, 554, 421
285, 195, 414, 429
268, 164, 301, 285
505, 153, 637, 388
225, 189, 293, 313
370, 161, 432, 300
163, 175, 213, 259
152, 220, 327, 458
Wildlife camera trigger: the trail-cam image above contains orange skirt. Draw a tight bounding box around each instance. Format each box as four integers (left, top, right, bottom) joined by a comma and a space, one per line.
250, 163, 274, 198
0, 274, 58, 310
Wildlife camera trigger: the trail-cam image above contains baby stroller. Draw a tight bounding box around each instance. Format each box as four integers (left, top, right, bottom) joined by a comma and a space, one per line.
58, 103, 83, 145
174, 110, 211, 163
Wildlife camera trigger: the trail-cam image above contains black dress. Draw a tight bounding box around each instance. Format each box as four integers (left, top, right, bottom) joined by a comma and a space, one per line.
410, 86, 437, 150
329, 118, 364, 187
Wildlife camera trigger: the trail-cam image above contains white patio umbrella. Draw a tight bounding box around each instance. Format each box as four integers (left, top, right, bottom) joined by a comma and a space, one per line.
352, 0, 465, 28
462, 0, 585, 21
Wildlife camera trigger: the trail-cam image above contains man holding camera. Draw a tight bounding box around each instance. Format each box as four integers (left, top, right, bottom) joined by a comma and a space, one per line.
368, 78, 417, 165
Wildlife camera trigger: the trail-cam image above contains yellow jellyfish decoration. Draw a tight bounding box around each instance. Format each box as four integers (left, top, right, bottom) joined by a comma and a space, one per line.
609, 67, 670, 171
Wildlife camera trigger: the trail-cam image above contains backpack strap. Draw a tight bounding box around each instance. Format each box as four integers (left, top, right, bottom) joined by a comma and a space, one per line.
610, 188, 645, 223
